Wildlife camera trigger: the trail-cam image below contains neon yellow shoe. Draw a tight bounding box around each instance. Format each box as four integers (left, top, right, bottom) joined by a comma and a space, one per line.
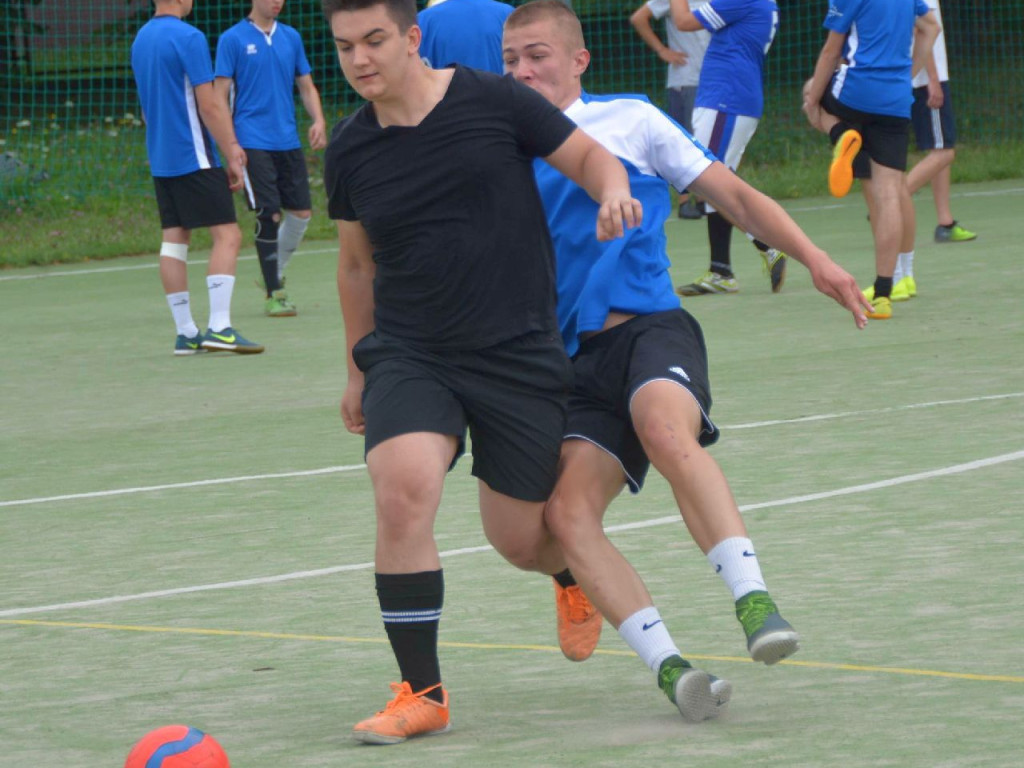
864, 280, 912, 303
829, 129, 862, 198
893, 276, 915, 300
866, 295, 892, 320
935, 222, 977, 243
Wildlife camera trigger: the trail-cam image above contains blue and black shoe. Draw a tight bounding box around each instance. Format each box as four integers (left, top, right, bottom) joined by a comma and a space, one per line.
200, 327, 264, 355
174, 332, 204, 356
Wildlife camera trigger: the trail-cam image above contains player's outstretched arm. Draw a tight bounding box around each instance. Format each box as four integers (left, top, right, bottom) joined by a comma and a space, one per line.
337, 219, 376, 434
194, 81, 246, 190
544, 128, 643, 241
694, 163, 870, 328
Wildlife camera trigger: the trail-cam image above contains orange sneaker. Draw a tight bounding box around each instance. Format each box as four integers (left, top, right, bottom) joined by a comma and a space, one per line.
828, 129, 862, 198
554, 580, 603, 661
352, 682, 451, 745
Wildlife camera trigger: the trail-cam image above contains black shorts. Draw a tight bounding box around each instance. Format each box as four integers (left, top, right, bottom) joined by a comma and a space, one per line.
153, 168, 237, 230
351, 329, 573, 502
242, 148, 312, 213
567, 309, 719, 494
822, 90, 910, 177
911, 82, 957, 151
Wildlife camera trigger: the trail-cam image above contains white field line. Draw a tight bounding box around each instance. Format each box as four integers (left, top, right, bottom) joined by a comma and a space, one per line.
0, 464, 368, 509
2, 392, 1020, 510
0, 247, 338, 281
1, 448, 1021, 618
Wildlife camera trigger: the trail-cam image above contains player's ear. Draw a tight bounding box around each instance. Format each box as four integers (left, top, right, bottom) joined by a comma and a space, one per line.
572, 47, 591, 78
408, 23, 422, 54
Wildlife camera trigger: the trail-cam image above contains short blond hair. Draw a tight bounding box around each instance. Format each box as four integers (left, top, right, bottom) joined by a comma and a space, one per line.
505, 0, 586, 51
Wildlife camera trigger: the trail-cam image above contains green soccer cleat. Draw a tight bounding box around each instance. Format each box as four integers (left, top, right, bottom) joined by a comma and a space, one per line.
736, 591, 801, 665
756, 245, 788, 293
173, 332, 204, 356
934, 222, 977, 243
677, 270, 739, 296
201, 327, 265, 354
265, 289, 297, 317
658, 656, 731, 722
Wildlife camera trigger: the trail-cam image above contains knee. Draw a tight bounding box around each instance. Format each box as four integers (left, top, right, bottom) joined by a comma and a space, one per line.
636, 420, 700, 467
373, 478, 441, 539
543, 487, 602, 550
255, 208, 280, 242
213, 223, 242, 250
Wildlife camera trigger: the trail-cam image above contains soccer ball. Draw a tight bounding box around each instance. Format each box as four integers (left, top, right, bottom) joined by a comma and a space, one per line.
124, 725, 230, 768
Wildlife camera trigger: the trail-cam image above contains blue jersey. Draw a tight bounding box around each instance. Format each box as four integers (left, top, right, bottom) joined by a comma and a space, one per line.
533, 93, 715, 356
214, 19, 312, 150
418, 0, 513, 74
694, 0, 779, 118
131, 16, 220, 177
825, 0, 931, 118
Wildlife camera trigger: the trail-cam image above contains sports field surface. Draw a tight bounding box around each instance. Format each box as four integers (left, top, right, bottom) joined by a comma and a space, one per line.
2, 179, 1022, 767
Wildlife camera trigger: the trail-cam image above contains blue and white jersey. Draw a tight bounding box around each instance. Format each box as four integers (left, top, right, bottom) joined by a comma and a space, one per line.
418, 0, 513, 74
693, 0, 779, 118
215, 19, 312, 151
825, 0, 931, 118
131, 16, 220, 177
534, 93, 715, 356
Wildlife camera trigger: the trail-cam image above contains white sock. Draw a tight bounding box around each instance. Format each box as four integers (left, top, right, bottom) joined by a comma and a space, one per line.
617, 607, 681, 673
206, 274, 235, 332
899, 250, 915, 279
707, 536, 767, 601
277, 212, 310, 279
166, 291, 199, 337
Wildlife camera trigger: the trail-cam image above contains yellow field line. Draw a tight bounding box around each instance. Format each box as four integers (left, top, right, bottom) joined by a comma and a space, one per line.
5, 618, 1022, 684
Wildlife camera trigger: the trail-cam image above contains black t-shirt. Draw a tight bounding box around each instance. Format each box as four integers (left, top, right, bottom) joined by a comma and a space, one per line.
324, 66, 577, 350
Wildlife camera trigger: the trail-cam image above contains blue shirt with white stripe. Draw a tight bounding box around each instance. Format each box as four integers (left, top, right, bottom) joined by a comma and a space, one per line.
693, 0, 779, 118
215, 19, 312, 150
825, 0, 931, 118
533, 93, 715, 356
131, 16, 220, 177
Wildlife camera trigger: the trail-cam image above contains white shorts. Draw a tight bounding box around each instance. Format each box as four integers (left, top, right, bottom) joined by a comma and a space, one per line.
691, 108, 760, 170
691, 108, 760, 213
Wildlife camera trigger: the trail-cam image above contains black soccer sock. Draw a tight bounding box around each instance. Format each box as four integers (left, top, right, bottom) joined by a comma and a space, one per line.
552, 568, 577, 589
376, 570, 445, 702
751, 237, 771, 252
707, 212, 734, 276
873, 275, 893, 299
254, 210, 281, 295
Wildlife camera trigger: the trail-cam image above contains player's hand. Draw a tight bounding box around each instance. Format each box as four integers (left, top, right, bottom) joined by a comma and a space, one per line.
309, 120, 328, 151
225, 144, 246, 191
340, 376, 366, 434
596, 195, 642, 241
660, 49, 688, 66
926, 80, 944, 109
809, 257, 871, 329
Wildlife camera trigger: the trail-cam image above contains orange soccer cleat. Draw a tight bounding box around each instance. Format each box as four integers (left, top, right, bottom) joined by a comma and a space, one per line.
352, 682, 451, 745
554, 580, 603, 661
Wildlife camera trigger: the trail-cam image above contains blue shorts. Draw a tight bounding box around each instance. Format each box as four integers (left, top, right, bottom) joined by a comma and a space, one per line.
911, 82, 957, 151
